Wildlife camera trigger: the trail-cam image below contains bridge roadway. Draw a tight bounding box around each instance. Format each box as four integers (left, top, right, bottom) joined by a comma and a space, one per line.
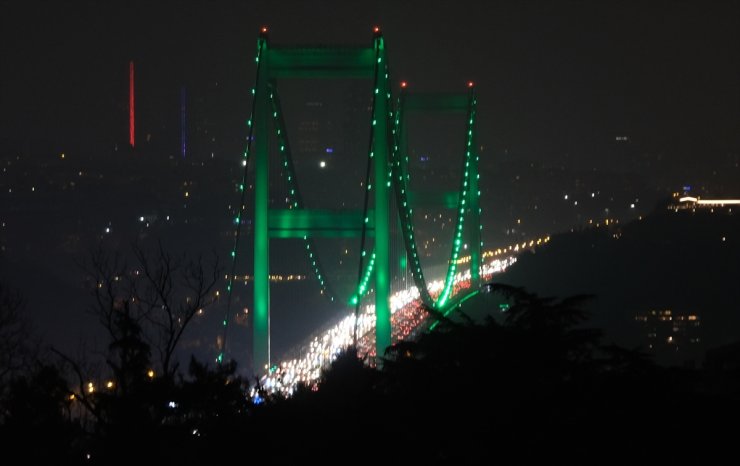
255, 255, 518, 398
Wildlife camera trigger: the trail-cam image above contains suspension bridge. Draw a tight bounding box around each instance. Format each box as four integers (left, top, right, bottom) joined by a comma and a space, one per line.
217, 27, 529, 388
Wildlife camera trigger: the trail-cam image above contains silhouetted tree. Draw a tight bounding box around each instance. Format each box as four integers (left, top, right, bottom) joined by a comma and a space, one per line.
85, 242, 220, 381
55, 295, 162, 466
105, 301, 152, 397
0, 363, 81, 464
178, 356, 250, 423
0, 283, 34, 395
132, 242, 220, 379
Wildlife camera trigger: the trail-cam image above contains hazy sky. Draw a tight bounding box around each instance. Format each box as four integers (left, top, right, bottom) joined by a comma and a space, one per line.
1, 0, 738, 167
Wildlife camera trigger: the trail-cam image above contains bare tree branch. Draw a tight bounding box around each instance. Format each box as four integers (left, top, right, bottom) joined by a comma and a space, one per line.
84, 242, 222, 381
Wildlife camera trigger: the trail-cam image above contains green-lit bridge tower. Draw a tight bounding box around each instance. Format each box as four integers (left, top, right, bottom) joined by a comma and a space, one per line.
397, 84, 482, 304
223, 28, 484, 373
246, 28, 392, 371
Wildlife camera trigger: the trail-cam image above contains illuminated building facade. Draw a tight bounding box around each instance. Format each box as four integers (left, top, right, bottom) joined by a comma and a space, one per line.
634, 309, 702, 365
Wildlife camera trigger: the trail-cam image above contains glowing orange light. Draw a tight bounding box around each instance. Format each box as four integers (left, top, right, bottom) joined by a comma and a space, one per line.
373, 26, 380, 33
261, 26, 268, 33
467, 81, 474, 88
400, 81, 407, 88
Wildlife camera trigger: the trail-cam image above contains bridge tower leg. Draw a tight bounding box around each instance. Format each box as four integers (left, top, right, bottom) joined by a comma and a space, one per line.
253, 35, 270, 373
373, 34, 391, 364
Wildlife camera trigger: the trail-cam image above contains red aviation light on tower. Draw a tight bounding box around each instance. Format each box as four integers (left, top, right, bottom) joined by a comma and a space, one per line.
372, 26, 381, 37
129, 61, 135, 148
467, 81, 475, 88
260, 26, 269, 38
400, 81, 407, 89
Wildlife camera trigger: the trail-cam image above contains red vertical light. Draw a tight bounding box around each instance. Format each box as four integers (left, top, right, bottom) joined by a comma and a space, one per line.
129, 61, 135, 148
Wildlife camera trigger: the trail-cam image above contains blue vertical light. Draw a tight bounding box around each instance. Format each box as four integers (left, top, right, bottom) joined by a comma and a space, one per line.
181, 86, 187, 159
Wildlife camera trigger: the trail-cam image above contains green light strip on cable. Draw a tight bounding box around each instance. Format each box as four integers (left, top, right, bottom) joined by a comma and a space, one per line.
219, 37, 266, 364
435, 90, 477, 308
391, 87, 434, 309
268, 86, 336, 302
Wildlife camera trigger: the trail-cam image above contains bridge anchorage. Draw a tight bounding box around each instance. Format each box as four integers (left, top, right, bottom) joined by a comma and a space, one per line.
221, 27, 485, 374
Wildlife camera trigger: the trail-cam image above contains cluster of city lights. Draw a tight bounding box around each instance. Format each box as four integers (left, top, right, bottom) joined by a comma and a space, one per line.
71, 369, 155, 402
670, 196, 740, 214
229, 274, 307, 283
255, 256, 516, 398
456, 235, 552, 264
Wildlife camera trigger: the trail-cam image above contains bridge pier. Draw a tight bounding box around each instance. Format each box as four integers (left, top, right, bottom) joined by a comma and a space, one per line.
373, 35, 391, 364
253, 35, 270, 373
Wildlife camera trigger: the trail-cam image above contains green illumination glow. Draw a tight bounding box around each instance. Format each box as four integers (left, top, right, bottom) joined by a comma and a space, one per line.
234, 32, 485, 373
221, 40, 267, 366
433, 88, 478, 309
252, 39, 270, 372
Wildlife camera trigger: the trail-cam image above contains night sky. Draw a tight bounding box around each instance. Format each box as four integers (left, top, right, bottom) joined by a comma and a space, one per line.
1, 0, 739, 366
2, 0, 738, 165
